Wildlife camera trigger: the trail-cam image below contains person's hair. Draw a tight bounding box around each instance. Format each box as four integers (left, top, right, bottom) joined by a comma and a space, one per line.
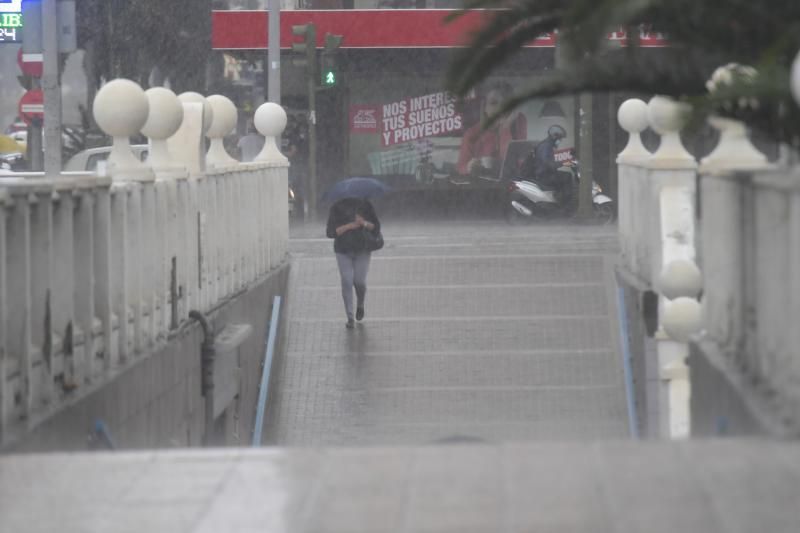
484, 81, 514, 100
481, 81, 515, 120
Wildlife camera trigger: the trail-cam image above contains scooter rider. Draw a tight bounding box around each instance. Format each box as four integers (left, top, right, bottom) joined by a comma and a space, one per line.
521, 125, 571, 201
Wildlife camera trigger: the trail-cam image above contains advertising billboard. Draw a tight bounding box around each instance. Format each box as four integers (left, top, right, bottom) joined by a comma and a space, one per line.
348, 77, 575, 189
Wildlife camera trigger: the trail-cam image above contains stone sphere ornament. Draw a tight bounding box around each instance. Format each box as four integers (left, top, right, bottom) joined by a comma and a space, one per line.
618, 98, 649, 134
93, 79, 150, 175
142, 87, 184, 169
647, 95, 690, 135
253, 102, 289, 164
659, 259, 703, 300
206, 94, 239, 168
616, 98, 650, 161
662, 297, 703, 343
142, 88, 184, 140
646, 96, 695, 167
178, 92, 214, 134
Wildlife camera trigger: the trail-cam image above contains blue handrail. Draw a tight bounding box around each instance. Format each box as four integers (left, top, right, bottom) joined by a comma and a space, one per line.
252, 296, 282, 446
616, 285, 640, 439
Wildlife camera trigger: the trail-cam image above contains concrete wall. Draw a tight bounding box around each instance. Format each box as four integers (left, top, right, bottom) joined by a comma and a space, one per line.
8, 263, 290, 453
688, 344, 765, 438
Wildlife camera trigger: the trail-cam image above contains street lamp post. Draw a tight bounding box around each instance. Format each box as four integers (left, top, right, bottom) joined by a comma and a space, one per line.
267, 0, 280, 104
41, 0, 61, 176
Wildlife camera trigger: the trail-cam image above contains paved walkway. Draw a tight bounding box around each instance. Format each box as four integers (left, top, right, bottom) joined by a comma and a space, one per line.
3, 440, 799, 533
4, 218, 799, 533
265, 219, 628, 445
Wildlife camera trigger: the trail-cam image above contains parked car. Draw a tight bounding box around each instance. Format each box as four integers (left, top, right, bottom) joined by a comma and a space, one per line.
64, 145, 149, 172
0, 152, 26, 172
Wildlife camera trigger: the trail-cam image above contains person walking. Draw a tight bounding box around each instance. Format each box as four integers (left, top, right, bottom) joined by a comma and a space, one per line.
326, 197, 382, 329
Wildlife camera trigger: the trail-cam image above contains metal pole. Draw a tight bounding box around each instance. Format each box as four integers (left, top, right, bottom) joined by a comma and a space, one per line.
41, 0, 61, 176
577, 92, 593, 218
27, 120, 43, 171
267, 0, 281, 104
307, 26, 317, 223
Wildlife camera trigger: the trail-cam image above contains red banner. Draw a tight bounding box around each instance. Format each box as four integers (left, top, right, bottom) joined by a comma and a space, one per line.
212, 10, 670, 51
212, 9, 556, 50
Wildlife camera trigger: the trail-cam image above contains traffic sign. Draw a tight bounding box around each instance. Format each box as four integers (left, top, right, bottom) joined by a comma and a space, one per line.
19, 89, 44, 125
17, 48, 43, 77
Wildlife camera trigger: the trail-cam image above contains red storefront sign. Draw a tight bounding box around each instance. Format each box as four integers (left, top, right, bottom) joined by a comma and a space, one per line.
212, 10, 668, 50
212, 9, 556, 50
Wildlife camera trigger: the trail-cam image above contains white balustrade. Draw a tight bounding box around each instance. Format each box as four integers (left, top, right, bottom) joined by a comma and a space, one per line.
617, 52, 800, 435
0, 82, 289, 443
617, 95, 701, 439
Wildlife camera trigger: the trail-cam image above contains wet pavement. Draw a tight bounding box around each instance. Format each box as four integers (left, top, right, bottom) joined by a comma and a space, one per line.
3, 439, 799, 533
5, 216, 799, 533
264, 216, 628, 445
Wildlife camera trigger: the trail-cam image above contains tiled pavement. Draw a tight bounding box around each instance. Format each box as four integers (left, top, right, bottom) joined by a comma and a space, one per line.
264, 219, 629, 445
3, 440, 799, 533
4, 219, 800, 532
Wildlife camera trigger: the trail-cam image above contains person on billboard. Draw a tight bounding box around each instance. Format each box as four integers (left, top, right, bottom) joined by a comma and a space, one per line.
456, 81, 528, 179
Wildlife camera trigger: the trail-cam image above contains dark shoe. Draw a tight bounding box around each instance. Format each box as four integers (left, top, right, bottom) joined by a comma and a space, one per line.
356, 307, 365, 321
346, 318, 355, 329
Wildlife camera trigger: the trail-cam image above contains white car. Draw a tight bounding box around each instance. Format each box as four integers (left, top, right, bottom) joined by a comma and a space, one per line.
64, 145, 149, 172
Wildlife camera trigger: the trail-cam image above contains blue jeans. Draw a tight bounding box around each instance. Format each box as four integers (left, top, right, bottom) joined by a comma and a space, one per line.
335, 252, 372, 320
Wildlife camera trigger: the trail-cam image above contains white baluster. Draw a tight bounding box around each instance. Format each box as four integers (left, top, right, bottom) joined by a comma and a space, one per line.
153, 180, 170, 338
127, 185, 144, 355
142, 87, 185, 173
51, 186, 76, 394
72, 188, 95, 386
93, 185, 114, 376
173, 93, 213, 178
206, 95, 239, 170
6, 193, 32, 417
616, 98, 651, 164
700, 117, 770, 174
93, 79, 153, 182
0, 191, 9, 434
643, 96, 700, 440
698, 118, 771, 354
253, 103, 288, 165
110, 184, 131, 364
30, 191, 54, 407
646, 96, 695, 170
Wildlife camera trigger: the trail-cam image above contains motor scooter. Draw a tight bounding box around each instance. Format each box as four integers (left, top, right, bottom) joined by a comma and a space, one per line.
505, 160, 614, 224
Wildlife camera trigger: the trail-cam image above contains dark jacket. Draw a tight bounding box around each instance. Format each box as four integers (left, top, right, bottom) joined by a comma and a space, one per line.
326, 198, 381, 254
532, 136, 559, 183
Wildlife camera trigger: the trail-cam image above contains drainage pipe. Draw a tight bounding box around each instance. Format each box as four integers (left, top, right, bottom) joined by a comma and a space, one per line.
252, 296, 282, 446
189, 310, 215, 446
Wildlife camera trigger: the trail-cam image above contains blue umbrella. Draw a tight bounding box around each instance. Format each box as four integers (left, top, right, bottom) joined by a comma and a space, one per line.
322, 177, 391, 203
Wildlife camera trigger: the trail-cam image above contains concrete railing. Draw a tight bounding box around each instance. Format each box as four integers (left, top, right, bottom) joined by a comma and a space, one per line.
0, 80, 289, 441
617, 97, 700, 299
617, 56, 800, 436
616, 95, 702, 439
697, 117, 800, 430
